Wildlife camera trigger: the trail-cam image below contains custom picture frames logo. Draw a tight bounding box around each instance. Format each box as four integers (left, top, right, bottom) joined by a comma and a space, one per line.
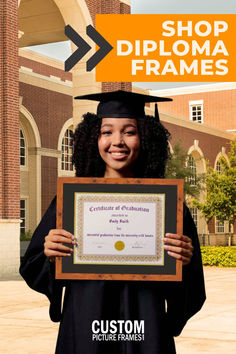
91, 320, 145, 342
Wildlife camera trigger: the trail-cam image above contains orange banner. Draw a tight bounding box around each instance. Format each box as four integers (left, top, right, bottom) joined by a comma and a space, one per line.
95, 14, 236, 82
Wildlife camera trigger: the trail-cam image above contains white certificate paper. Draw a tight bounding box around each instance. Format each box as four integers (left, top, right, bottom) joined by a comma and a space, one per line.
74, 193, 165, 265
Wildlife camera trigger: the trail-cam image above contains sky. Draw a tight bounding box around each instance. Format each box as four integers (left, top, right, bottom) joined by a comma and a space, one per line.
23, 0, 236, 90
132, 0, 236, 14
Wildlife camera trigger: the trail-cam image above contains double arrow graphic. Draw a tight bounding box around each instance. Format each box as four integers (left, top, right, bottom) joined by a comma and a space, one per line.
64, 25, 113, 72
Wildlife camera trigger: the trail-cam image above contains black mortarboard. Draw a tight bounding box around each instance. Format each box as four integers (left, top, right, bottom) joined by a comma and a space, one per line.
74, 90, 172, 121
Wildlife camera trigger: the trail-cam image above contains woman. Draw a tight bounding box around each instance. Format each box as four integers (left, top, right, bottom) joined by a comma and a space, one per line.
20, 90, 205, 354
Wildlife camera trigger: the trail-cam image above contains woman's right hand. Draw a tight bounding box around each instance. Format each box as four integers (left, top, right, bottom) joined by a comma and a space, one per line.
44, 229, 75, 263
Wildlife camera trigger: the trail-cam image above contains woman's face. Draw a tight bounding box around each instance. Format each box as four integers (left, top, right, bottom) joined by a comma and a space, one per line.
98, 118, 140, 177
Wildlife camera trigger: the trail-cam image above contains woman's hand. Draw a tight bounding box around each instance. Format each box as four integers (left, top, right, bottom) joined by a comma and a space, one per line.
44, 229, 75, 263
164, 233, 193, 265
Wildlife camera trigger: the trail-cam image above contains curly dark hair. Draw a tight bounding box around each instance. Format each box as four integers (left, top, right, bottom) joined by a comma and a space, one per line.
72, 113, 171, 178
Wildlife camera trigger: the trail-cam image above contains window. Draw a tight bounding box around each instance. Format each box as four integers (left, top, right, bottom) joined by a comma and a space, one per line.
187, 155, 197, 186
190, 208, 198, 228
216, 157, 228, 174
189, 100, 203, 123
216, 161, 221, 173
216, 219, 225, 233
20, 199, 26, 234
61, 128, 73, 171
20, 129, 26, 166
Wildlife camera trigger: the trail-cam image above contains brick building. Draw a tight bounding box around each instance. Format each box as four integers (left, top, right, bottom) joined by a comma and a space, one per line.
0, 0, 131, 278
0, 0, 235, 277
19, 49, 73, 231
151, 83, 236, 132
150, 84, 236, 244
18, 50, 235, 252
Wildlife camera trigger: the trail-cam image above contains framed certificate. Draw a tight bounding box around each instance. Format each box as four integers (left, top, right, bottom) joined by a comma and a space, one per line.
56, 177, 183, 281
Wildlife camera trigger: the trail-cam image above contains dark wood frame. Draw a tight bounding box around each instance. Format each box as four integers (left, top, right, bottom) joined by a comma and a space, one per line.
56, 177, 183, 281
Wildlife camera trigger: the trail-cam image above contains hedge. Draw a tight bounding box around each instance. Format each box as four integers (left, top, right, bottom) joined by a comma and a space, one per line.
201, 246, 235, 267
20, 230, 33, 241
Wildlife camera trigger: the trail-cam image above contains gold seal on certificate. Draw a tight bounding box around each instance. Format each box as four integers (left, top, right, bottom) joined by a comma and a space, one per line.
115, 241, 125, 251
74, 193, 165, 266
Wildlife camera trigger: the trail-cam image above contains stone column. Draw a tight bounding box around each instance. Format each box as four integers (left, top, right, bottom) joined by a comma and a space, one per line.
0, 0, 20, 278
101, 0, 132, 93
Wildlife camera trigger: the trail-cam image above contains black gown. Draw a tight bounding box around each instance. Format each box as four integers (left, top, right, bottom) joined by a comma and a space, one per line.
20, 197, 206, 354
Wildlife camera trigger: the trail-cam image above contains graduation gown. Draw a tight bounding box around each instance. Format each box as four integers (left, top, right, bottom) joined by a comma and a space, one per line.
20, 197, 205, 354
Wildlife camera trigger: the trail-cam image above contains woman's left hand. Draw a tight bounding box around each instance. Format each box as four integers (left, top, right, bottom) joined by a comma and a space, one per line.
164, 233, 193, 265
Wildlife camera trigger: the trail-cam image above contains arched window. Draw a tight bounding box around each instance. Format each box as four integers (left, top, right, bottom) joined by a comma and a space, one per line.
20, 128, 26, 166
187, 155, 197, 186
61, 128, 73, 171
216, 161, 221, 173
215, 157, 228, 174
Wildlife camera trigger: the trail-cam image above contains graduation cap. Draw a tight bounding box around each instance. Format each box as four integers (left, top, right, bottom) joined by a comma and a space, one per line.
74, 90, 172, 121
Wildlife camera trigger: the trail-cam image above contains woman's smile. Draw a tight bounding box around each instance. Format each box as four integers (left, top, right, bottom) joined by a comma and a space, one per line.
108, 149, 130, 159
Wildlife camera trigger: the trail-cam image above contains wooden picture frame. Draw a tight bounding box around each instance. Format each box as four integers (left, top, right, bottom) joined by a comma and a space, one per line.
56, 177, 183, 281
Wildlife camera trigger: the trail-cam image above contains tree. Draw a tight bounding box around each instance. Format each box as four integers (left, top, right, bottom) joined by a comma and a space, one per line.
165, 140, 203, 198
192, 139, 236, 237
